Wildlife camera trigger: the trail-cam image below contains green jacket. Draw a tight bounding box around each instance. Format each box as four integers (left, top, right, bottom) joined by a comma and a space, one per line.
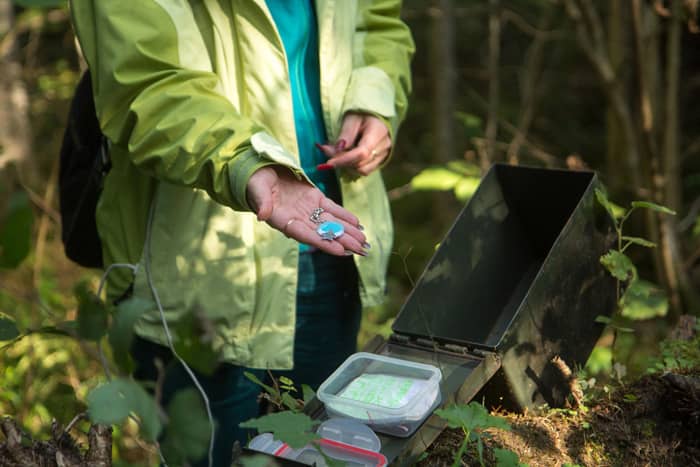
69, 0, 414, 369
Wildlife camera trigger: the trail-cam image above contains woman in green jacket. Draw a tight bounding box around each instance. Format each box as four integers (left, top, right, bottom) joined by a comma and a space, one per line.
70, 0, 414, 465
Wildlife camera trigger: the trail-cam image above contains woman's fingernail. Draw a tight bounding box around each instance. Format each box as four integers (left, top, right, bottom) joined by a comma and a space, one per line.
357, 224, 365, 231
344, 250, 354, 256
362, 242, 371, 249
336, 139, 347, 150
359, 250, 369, 257
316, 163, 334, 171
315, 142, 325, 151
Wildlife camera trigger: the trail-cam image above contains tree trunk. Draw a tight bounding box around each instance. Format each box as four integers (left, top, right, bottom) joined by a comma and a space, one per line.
484, 0, 500, 170
430, 0, 456, 163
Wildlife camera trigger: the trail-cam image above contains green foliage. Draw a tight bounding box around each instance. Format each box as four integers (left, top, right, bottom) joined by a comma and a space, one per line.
86, 378, 162, 441
160, 388, 212, 466
494, 447, 526, 467
75, 281, 109, 342
240, 412, 320, 450
0, 315, 20, 341
410, 160, 482, 202
595, 189, 674, 321
244, 371, 308, 412
646, 323, 700, 373
172, 307, 220, 375
0, 191, 33, 269
12, 0, 65, 7
108, 298, 150, 372
435, 402, 516, 467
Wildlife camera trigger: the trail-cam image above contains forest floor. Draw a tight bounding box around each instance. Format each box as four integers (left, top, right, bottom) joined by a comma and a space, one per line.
420, 368, 700, 467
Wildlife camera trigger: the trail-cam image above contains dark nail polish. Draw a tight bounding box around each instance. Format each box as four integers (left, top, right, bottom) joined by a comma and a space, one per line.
315, 142, 325, 151
336, 139, 347, 150
316, 163, 334, 171
357, 224, 365, 231
362, 242, 371, 249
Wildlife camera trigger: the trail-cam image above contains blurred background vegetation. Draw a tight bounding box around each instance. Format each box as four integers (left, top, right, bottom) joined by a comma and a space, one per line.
1, 0, 699, 465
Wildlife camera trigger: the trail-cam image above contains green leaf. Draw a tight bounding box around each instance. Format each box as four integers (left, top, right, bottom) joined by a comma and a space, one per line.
411, 167, 463, 191
494, 448, 521, 467
454, 176, 480, 202
108, 297, 151, 372
281, 392, 301, 412
244, 371, 277, 397
75, 282, 108, 341
630, 201, 676, 216
594, 188, 625, 221
301, 384, 315, 406
620, 280, 669, 320
435, 402, 510, 432
240, 412, 320, 449
240, 455, 280, 467
161, 388, 212, 465
0, 316, 20, 341
447, 160, 481, 177
621, 236, 656, 249
594, 315, 612, 324
0, 191, 33, 269
600, 250, 636, 281
87, 378, 162, 441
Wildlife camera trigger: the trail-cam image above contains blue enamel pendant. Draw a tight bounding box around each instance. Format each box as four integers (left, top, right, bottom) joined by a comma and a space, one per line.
317, 221, 345, 241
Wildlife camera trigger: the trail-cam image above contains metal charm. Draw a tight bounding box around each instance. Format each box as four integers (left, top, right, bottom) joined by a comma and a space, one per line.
310, 207, 325, 224
317, 221, 344, 240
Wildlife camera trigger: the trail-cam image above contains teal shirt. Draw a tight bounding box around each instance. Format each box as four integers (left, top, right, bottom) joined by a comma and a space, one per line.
265, 0, 341, 205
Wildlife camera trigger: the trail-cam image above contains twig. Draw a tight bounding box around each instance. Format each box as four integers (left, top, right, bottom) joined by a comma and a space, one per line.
64, 413, 88, 434
16, 177, 60, 224
33, 156, 59, 288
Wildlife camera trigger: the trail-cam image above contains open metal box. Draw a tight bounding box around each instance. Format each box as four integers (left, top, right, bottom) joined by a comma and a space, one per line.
307, 164, 618, 464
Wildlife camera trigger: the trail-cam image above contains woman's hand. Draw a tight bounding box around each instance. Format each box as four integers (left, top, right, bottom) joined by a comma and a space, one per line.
316, 113, 391, 176
246, 166, 369, 256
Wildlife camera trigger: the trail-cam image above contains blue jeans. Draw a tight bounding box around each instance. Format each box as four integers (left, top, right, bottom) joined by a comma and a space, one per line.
130, 252, 361, 467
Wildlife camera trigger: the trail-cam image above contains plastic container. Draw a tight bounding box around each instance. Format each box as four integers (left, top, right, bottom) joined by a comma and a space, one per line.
317, 352, 442, 437
317, 418, 380, 452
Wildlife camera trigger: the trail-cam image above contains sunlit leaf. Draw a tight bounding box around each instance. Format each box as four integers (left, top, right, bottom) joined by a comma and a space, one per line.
600, 250, 636, 281
109, 297, 151, 372
0, 316, 20, 341
411, 167, 462, 191
621, 236, 656, 249
161, 388, 212, 465
594, 188, 625, 221
244, 371, 276, 396
454, 176, 480, 202
75, 282, 108, 341
0, 191, 33, 269
240, 412, 320, 449
621, 280, 668, 320
630, 201, 676, 216
87, 378, 162, 441
446, 160, 481, 177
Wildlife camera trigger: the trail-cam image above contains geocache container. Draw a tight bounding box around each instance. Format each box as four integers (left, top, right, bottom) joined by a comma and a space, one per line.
317, 353, 442, 437
308, 164, 618, 464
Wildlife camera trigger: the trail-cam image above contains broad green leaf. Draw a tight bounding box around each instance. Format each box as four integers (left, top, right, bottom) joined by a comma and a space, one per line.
0, 316, 20, 341
108, 297, 151, 372
281, 392, 301, 411
240, 412, 320, 449
621, 236, 656, 249
630, 201, 676, 215
87, 378, 162, 441
454, 176, 480, 202
161, 388, 212, 465
0, 191, 33, 269
594, 188, 625, 221
494, 448, 521, 467
240, 455, 280, 467
435, 402, 510, 432
75, 282, 108, 341
411, 167, 462, 191
600, 250, 636, 281
621, 280, 668, 320
301, 384, 315, 406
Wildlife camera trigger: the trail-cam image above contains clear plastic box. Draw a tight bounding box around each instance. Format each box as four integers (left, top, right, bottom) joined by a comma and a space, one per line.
317, 352, 442, 437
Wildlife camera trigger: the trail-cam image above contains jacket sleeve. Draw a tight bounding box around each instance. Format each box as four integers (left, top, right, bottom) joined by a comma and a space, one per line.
69, 0, 277, 211
342, 0, 416, 142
